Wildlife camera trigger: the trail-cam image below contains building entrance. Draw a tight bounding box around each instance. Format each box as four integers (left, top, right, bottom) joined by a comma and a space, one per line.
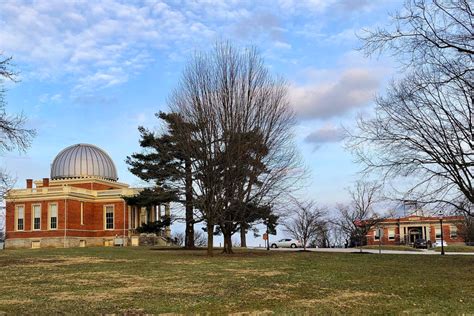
408, 227, 422, 244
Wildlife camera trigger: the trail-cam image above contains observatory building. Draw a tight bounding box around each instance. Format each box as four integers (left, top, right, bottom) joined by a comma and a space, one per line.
4, 144, 170, 249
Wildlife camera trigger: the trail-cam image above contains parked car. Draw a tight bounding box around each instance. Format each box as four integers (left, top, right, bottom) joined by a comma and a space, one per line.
414, 238, 428, 249
433, 239, 448, 247
271, 238, 302, 248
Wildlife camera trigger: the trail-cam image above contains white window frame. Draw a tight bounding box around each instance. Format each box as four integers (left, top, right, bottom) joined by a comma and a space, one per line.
450, 225, 457, 239
388, 228, 395, 240
104, 205, 114, 230
48, 203, 58, 230
32, 204, 41, 231
15, 204, 25, 231
435, 227, 442, 239
374, 229, 380, 241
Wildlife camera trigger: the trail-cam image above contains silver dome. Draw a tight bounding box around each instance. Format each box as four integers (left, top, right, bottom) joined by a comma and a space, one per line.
51, 144, 118, 181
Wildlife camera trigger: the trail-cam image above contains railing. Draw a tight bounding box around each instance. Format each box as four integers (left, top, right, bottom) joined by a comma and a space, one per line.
7, 186, 138, 199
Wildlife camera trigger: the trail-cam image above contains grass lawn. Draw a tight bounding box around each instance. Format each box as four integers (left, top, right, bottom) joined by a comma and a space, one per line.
434, 245, 474, 253
0, 247, 473, 314
361, 245, 421, 252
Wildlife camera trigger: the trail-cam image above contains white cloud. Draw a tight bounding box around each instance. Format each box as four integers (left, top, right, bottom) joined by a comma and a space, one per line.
304, 123, 344, 150
289, 67, 384, 119
274, 41, 292, 50
0, 1, 216, 92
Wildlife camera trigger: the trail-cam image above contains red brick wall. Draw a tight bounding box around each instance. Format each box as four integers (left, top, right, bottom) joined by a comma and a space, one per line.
6, 200, 66, 239
428, 224, 463, 243
366, 222, 465, 245
367, 226, 400, 245
6, 199, 129, 240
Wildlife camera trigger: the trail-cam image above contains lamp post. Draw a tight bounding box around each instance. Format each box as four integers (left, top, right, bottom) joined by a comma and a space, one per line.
438, 211, 445, 256
266, 222, 270, 251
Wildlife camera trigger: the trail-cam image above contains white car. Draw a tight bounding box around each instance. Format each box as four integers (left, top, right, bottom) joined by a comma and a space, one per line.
433, 239, 448, 247
271, 238, 302, 248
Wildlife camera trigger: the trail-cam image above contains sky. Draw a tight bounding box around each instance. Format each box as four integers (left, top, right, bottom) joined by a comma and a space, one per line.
1, 0, 404, 245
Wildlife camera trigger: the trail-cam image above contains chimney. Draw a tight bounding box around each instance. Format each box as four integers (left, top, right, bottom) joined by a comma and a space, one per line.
42, 178, 50, 187
26, 179, 33, 189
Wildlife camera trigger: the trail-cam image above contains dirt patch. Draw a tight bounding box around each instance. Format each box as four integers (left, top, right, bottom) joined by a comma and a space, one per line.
0, 299, 33, 305
3, 256, 133, 268
296, 290, 380, 308
248, 288, 290, 301
223, 268, 286, 277
229, 310, 274, 316
160, 281, 211, 296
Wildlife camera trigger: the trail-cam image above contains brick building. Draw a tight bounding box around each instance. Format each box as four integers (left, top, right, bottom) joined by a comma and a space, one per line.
4, 143, 170, 249
366, 215, 465, 246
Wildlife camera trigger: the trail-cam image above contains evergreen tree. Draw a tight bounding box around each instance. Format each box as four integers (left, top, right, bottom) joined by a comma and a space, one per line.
127, 112, 196, 248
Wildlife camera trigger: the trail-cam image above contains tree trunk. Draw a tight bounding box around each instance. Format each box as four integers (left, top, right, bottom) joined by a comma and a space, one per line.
207, 223, 214, 256
240, 224, 247, 248
184, 159, 195, 249
222, 231, 233, 254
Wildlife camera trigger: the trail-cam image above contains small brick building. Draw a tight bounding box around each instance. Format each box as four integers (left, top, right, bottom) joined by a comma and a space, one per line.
4, 143, 170, 249
367, 215, 465, 246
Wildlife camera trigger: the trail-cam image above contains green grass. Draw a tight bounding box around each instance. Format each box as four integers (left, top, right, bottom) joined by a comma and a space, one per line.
0, 247, 473, 314
362, 245, 421, 252
434, 245, 474, 253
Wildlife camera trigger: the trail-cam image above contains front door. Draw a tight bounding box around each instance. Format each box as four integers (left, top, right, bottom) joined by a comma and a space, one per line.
409, 227, 422, 244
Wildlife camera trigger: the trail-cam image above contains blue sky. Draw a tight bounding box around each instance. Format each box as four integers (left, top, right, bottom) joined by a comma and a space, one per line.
1, 0, 403, 244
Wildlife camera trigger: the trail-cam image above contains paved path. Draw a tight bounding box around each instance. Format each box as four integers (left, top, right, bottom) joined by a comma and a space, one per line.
249, 247, 474, 256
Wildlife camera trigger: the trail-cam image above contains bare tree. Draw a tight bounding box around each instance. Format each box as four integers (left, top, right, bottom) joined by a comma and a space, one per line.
309, 220, 331, 248
169, 42, 300, 255
0, 55, 34, 240
332, 181, 385, 251
0, 54, 35, 237
352, 0, 473, 216
172, 232, 185, 246
193, 230, 208, 247
283, 199, 326, 251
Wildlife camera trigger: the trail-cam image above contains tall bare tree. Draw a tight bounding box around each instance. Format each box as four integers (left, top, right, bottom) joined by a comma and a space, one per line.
169, 42, 300, 255
283, 199, 326, 251
0, 55, 35, 193
332, 181, 385, 251
352, 0, 473, 216
0, 54, 35, 238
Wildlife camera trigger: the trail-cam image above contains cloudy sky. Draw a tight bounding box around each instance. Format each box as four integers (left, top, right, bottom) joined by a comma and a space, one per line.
1, 0, 402, 243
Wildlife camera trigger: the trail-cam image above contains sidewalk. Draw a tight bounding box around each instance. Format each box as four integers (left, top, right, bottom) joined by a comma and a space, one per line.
250, 246, 474, 255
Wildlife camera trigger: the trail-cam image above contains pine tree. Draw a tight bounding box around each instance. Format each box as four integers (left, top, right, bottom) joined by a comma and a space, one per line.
127, 112, 196, 248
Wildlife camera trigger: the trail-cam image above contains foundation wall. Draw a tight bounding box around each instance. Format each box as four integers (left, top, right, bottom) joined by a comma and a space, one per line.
5, 236, 129, 249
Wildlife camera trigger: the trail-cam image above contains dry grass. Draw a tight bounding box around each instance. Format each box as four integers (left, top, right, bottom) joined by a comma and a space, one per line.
0, 247, 472, 314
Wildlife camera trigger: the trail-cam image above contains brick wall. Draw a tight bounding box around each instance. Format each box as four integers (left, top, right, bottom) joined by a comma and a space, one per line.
6, 199, 129, 241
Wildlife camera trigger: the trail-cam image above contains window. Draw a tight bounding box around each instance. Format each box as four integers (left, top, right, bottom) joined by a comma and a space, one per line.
450, 226, 457, 239
435, 227, 441, 239
16, 205, 25, 231
105, 205, 114, 230
374, 228, 380, 240
33, 205, 41, 230
388, 229, 395, 240
49, 203, 58, 230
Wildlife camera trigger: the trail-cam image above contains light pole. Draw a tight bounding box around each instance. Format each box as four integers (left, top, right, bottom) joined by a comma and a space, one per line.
438, 210, 445, 256
266, 222, 270, 251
